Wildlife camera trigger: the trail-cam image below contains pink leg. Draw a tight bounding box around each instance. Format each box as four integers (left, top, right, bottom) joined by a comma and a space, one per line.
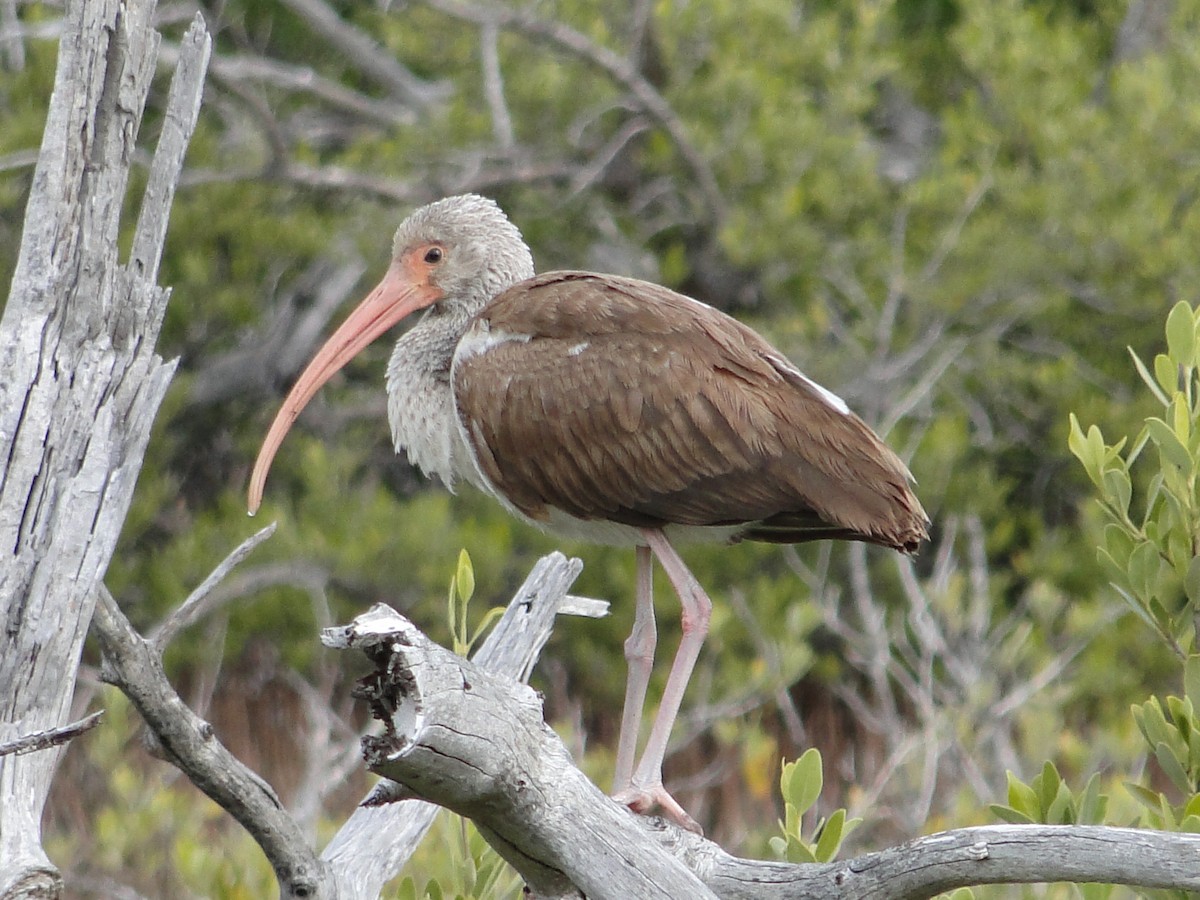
616, 528, 711, 833
613, 545, 656, 793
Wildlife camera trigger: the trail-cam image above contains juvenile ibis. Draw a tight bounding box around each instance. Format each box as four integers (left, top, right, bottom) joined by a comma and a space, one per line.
249, 194, 928, 832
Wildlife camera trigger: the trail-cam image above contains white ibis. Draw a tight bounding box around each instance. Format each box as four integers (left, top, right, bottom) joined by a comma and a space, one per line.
249, 194, 927, 832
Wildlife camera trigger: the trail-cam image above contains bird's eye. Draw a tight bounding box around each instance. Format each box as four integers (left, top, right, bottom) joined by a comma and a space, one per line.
424, 247, 443, 264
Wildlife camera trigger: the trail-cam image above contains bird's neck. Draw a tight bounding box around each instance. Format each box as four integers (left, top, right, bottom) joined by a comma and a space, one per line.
385, 306, 476, 489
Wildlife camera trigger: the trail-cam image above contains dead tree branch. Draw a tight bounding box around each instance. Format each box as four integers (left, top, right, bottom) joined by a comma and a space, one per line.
0, 713, 105, 759
328, 604, 1200, 899
419, 0, 725, 224
93, 583, 336, 899
97, 536, 593, 899
321, 552, 597, 899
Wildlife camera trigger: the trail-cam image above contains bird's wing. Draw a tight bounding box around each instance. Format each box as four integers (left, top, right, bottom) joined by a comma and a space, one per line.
452, 272, 927, 552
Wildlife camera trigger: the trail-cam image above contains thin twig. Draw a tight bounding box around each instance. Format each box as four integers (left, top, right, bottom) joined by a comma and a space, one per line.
150, 522, 279, 651
0, 711, 104, 757
479, 20, 514, 149
277, 0, 447, 107
420, 0, 725, 224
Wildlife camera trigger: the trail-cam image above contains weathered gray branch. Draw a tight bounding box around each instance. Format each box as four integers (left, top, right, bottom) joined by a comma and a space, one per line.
320, 552, 597, 899
0, 712, 105, 759
0, 2, 208, 895
98, 542, 593, 900
276, 0, 448, 108
328, 604, 1200, 899
92, 583, 337, 900
323, 602, 715, 900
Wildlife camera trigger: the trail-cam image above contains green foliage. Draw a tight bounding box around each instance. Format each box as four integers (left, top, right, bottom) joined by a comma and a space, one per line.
990, 763, 1107, 826
1126, 656, 1200, 833
770, 749, 861, 863
1069, 302, 1200, 659
1000, 301, 1200, 890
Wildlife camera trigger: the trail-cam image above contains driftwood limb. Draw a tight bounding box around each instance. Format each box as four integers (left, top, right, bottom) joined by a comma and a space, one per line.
328, 604, 1200, 900
324, 604, 719, 900
0, 2, 208, 895
320, 552, 596, 900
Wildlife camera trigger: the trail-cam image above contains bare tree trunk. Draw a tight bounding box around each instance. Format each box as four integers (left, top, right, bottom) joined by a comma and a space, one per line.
0, 0, 209, 895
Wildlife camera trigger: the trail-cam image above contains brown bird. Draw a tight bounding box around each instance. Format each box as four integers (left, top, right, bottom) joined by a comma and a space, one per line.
249, 194, 927, 832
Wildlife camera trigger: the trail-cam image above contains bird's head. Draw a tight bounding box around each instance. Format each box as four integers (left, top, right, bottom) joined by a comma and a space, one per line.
392, 194, 534, 313
247, 194, 534, 514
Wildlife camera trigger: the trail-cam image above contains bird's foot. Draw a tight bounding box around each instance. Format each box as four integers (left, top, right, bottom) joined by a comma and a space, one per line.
612, 784, 703, 835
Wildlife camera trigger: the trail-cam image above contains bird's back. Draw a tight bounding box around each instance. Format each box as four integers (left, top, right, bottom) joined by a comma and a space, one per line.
451, 272, 928, 553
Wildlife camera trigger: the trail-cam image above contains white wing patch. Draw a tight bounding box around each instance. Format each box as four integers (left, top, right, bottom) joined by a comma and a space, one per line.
454, 319, 532, 364
768, 353, 850, 415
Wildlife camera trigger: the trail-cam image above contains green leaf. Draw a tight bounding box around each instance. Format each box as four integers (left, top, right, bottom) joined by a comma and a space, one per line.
1101, 468, 1132, 518
1166, 301, 1196, 367
1124, 781, 1166, 815
1038, 760, 1061, 816
456, 548, 475, 603
1128, 541, 1159, 601
989, 803, 1035, 825
1077, 772, 1108, 824
1045, 780, 1075, 824
785, 749, 823, 816
1068, 415, 1104, 487
1131, 348, 1173, 406
1103, 524, 1135, 569
813, 807, 847, 862
1155, 352, 1181, 397
1006, 771, 1039, 819
1135, 698, 1173, 750
1183, 793, 1200, 820
1166, 694, 1194, 731
1147, 417, 1193, 471
1180, 814, 1200, 833
1154, 740, 1193, 795
785, 834, 816, 864
1187, 655, 1200, 708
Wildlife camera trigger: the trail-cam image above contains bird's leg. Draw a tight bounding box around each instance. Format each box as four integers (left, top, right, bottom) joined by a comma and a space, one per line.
617, 528, 711, 834
613, 544, 656, 794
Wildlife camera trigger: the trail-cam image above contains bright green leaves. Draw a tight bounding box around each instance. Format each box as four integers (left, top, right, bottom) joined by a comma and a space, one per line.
1166, 301, 1198, 370
1128, 660, 1200, 827
447, 549, 503, 659
1068, 302, 1200, 660
990, 763, 1107, 826
770, 749, 861, 864
1069, 302, 1200, 845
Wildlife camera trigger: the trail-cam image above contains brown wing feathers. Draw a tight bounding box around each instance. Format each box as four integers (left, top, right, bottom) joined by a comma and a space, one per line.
454, 272, 928, 553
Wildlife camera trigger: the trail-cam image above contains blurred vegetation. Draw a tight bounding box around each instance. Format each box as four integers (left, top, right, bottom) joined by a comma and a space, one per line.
5, 0, 1200, 895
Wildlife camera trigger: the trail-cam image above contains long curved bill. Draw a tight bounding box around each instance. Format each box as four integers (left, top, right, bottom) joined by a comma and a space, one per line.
247, 261, 439, 514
